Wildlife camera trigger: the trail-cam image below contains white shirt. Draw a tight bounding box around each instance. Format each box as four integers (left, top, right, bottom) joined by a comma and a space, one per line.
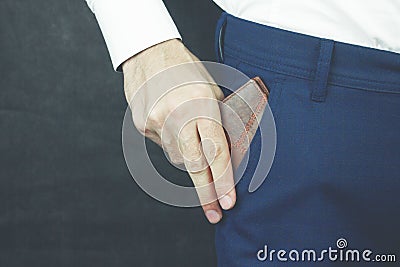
86, 0, 400, 71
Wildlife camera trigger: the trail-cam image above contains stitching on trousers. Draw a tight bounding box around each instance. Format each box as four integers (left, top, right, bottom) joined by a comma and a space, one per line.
225, 47, 400, 89
231, 93, 267, 154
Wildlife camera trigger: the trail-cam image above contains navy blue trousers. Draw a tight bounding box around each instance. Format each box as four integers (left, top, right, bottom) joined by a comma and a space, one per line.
215, 13, 400, 266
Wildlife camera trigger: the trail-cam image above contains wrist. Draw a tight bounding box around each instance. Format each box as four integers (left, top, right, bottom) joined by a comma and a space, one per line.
122, 39, 189, 74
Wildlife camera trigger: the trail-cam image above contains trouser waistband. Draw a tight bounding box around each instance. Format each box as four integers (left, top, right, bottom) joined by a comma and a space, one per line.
215, 12, 400, 101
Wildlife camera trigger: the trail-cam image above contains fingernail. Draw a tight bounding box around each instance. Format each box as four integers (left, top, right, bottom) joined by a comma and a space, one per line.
220, 195, 233, 210
205, 210, 221, 224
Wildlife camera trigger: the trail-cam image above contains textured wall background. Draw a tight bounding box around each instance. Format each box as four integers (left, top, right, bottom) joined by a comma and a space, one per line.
0, 1, 222, 266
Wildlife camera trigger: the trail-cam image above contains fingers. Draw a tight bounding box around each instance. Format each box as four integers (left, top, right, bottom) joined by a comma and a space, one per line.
197, 117, 236, 211
178, 121, 223, 224
191, 168, 224, 224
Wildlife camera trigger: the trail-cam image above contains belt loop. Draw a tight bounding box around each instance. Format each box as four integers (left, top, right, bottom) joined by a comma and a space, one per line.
311, 39, 334, 102
215, 12, 228, 63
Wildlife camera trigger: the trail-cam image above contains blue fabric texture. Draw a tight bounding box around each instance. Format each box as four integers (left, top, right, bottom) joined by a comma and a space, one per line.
215, 12, 400, 266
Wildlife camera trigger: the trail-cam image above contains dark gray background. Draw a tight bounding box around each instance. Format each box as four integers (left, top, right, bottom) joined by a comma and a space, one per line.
0, 1, 222, 266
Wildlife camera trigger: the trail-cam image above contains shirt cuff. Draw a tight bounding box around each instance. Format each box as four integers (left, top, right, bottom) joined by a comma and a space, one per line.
87, 0, 182, 71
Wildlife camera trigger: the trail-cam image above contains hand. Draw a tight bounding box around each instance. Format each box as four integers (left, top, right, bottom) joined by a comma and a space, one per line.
122, 39, 236, 224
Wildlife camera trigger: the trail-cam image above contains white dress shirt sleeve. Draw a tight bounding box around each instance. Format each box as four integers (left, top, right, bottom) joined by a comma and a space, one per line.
86, 0, 181, 71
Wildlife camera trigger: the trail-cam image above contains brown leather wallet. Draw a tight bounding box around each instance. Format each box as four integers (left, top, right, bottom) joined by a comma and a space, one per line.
219, 77, 269, 169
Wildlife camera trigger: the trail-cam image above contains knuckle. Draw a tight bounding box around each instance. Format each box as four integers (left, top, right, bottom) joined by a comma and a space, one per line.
167, 149, 184, 164
185, 147, 203, 162
186, 158, 209, 173
190, 86, 214, 99
213, 141, 227, 159
200, 139, 217, 160
189, 167, 209, 178
147, 108, 164, 128
164, 98, 179, 113
179, 134, 197, 151
170, 155, 183, 165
